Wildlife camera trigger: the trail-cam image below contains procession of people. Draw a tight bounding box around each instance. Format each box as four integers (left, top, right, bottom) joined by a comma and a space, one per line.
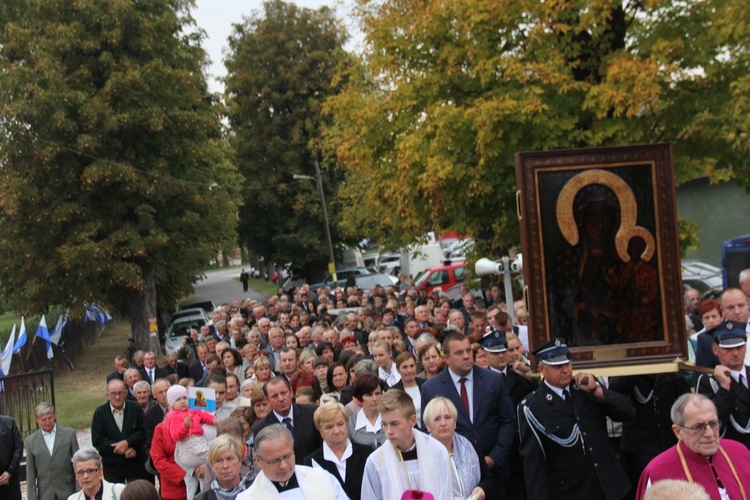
3, 269, 750, 500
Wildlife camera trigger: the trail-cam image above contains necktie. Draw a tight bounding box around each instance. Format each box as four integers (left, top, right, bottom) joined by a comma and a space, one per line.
283, 417, 294, 433
459, 377, 470, 417
563, 389, 573, 409
501, 371, 507, 384
149, 369, 154, 383
740, 375, 746, 389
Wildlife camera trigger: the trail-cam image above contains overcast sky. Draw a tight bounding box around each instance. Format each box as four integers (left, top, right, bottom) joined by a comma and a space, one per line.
193, 0, 357, 93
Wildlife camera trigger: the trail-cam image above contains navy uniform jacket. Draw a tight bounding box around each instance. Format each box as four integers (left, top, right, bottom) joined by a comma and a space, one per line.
518, 382, 635, 500
697, 368, 750, 449
421, 366, 516, 469
609, 374, 689, 457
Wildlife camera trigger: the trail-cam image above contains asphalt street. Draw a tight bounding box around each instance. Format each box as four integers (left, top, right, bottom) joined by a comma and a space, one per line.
192, 267, 268, 306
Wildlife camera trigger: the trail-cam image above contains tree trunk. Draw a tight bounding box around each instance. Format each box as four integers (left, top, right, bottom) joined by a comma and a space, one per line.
266, 262, 275, 282
125, 267, 159, 353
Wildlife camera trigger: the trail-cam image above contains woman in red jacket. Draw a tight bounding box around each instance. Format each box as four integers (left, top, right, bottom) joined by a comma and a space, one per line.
151, 422, 187, 500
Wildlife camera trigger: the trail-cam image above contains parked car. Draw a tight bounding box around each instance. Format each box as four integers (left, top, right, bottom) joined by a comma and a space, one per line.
682, 259, 723, 298
414, 260, 467, 294
168, 307, 209, 326
351, 273, 395, 290
308, 267, 377, 292
178, 297, 216, 314
376, 253, 401, 273
444, 280, 485, 309
164, 312, 208, 354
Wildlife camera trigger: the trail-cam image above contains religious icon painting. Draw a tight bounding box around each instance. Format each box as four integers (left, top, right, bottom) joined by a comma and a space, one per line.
516, 143, 687, 369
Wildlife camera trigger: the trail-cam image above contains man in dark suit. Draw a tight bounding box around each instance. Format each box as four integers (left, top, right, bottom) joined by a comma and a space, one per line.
696, 319, 750, 449
189, 343, 209, 382
252, 377, 321, 464
105, 356, 128, 383
25, 402, 79, 500
0, 415, 23, 500
137, 351, 169, 385
164, 352, 190, 379
143, 379, 171, 449
517, 339, 635, 500
91, 379, 148, 483
421, 332, 516, 493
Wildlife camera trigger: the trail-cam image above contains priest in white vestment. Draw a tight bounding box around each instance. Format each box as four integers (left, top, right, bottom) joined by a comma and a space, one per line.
238, 424, 347, 500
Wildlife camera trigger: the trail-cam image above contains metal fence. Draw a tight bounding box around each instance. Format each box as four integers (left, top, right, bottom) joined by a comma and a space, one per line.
0, 368, 55, 439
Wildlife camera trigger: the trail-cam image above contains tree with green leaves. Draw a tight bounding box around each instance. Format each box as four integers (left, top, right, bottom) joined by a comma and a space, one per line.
225, 0, 356, 280
0, 0, 238, 349
324, 0, 750, 255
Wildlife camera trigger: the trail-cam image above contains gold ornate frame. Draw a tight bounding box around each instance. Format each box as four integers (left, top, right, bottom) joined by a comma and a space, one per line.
515, 144, 686, 369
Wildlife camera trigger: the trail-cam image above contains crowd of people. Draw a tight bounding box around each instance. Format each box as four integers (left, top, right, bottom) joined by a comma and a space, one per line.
2, 273, 750, 500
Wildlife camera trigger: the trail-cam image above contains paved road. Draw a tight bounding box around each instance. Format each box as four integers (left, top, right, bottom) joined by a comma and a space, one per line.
192, 267, 268, 306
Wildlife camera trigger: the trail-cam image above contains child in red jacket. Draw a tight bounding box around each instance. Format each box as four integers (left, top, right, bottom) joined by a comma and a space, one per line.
165, 385, 220, 499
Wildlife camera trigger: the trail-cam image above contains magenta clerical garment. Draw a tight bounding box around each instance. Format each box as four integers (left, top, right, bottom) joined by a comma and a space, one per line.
637, 439, 750, 500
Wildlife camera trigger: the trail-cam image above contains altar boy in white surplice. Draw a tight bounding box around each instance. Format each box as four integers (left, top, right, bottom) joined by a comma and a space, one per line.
361, 389, 454, 500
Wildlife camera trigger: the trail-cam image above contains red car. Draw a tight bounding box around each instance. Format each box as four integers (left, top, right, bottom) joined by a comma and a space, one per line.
414, 260, 467, 293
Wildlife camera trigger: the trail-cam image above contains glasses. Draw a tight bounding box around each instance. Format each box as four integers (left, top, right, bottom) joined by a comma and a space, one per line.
75, 467, 100, 477
108, 391, 127, 397
679, 420, 721, 433
260, 451, 295, 466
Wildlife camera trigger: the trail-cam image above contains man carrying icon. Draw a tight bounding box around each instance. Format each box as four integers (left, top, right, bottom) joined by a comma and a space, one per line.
517, 338, 635, 500
696, 319, 750, 450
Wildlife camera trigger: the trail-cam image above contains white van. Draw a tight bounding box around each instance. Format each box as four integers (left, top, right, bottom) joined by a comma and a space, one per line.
400, 243, 445, 280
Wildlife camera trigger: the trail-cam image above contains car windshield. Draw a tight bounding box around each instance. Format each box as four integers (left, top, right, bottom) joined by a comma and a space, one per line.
169, 318, 206, 338
414, 270, 428, 285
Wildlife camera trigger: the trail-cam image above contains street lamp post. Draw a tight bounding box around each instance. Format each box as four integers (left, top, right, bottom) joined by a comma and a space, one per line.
294, 161, 337, 282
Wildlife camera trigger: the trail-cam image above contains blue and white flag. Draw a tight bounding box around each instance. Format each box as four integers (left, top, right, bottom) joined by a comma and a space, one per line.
36, 315, 52, 360
1, 325, 16, 379
84, 306, 93, 323
102, 309, 112, 323
91, 306, 104, 323
50, 315, 63, 345
12, 317, 27, 354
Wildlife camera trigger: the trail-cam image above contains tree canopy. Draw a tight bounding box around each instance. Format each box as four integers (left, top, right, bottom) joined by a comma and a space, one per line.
324, 0, 750, 254
0, 0, 238, 347
224, 0, 356, 279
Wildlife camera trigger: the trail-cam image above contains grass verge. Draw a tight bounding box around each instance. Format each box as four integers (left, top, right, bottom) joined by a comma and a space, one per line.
54, 321, 131, 430
246, 278, 279, 297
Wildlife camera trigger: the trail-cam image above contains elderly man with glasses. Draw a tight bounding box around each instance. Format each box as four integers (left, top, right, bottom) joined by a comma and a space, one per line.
636, 393, 750, 500
239, 424, 346, 499
91, 380, 148, 484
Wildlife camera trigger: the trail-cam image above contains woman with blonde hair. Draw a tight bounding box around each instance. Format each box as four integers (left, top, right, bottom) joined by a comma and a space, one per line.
423, 397, 492, 499
304, 402, 373, 500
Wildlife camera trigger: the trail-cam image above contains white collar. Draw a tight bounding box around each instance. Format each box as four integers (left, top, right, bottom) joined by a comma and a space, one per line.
322, 439, 353, 465
355, 410, 381, 433
42, 424, 56, 437
448, 367, 472, 385
274, 409, 292, 423
730, 366, 748, 384
544, 380, 568, 399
